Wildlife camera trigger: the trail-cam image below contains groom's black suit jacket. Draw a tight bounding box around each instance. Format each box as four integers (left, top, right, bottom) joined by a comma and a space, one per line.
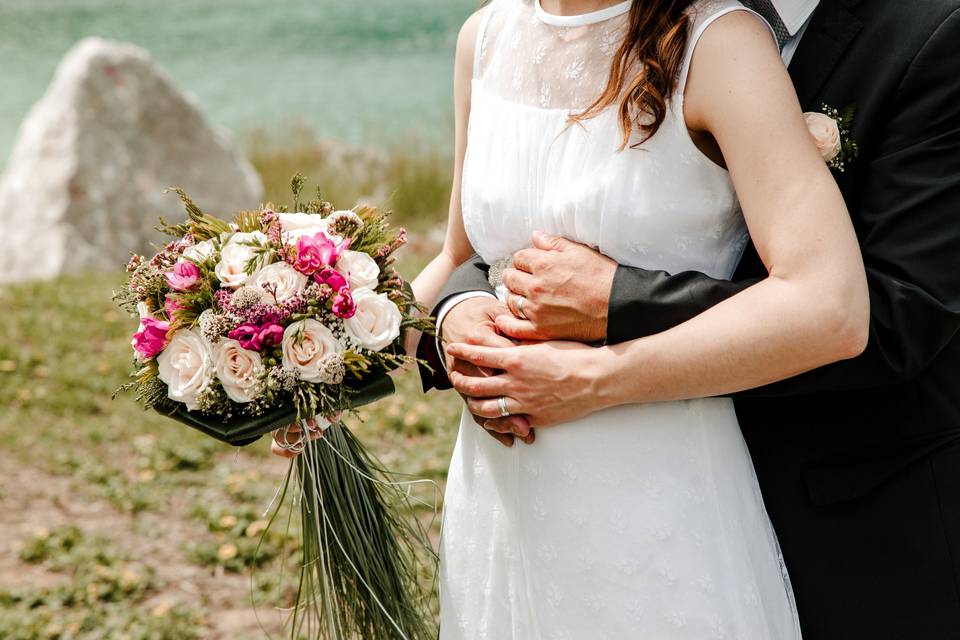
419, 1, 960, 637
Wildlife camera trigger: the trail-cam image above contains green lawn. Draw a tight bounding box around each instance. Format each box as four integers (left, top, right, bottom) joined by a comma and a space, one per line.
0, 147, 461, 639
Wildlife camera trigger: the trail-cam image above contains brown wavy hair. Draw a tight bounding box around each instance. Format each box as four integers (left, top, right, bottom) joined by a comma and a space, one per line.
571, 0, 695, 149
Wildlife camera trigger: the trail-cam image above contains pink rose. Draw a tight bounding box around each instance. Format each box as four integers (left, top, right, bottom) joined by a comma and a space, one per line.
228, 320, 285, 351
132, 316, 170, 360
803, 112, 842, 162
258, 323, 285, 348
331, 287, 356, 319
293, 232, 346, 276
314, 267, 348, 292
166, 260, 201, 291
228, 323, 262, 351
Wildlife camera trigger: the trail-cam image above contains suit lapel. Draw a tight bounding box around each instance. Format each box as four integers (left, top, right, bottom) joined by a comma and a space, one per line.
788, 0, 864, 109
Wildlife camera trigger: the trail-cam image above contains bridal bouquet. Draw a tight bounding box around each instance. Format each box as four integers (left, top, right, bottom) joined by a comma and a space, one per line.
114, 176, 436, 639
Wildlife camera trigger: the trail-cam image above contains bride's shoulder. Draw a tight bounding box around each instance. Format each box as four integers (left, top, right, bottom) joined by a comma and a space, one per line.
684, 0, 768, 36
684, 0, 776, 52
456, 8, 489, 65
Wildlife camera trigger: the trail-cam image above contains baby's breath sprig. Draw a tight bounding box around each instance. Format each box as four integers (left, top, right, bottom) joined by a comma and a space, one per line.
821, 103, 859, 172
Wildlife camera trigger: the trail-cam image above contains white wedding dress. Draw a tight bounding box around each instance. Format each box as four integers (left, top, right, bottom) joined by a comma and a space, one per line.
439, 1, 802, 638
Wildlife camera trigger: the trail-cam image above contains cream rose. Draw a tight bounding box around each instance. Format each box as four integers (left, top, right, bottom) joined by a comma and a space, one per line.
343, 289, 401, 352
157, 329, 214, 411
214, 339, 263, 403
279, 212, 329, 242
214, 231, 268, 289
282, 319, 345, 383
182, 239, 215, 263
804, 112, 842, 162
336, 250, 380, 291
254, 262, 308, 303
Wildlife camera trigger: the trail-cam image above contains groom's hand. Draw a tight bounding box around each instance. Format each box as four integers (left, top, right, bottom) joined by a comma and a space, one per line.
446, 341, 614, 428
441, 297, 535, 447
498, 231, 617, 343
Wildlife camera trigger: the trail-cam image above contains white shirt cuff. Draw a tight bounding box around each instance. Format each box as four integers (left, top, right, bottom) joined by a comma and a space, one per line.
434, 291, 499, 373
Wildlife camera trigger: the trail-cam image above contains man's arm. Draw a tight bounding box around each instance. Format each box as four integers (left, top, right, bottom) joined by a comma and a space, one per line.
416, 254, 497, 391
604, 8, 960, 396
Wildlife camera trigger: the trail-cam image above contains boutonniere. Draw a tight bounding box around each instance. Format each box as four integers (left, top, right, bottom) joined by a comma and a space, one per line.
803, 104, 859, 172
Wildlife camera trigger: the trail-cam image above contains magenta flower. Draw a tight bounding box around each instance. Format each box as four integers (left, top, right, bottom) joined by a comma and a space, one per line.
165, 260, 201, 291
164, 296, 186, 321
314, 267, 348, 291
228, 319, 285, 351
331, 287, 356, 319
258, 323, 285, 348
293, 232, 345, 276
132, 317, 170, 359
228, 323, 262, 351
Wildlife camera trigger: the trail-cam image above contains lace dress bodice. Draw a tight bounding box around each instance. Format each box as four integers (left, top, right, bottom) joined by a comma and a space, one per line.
462, 0, 749, 279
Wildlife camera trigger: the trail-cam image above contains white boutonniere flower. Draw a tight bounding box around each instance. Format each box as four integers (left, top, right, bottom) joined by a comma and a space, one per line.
804, 103, 859, 172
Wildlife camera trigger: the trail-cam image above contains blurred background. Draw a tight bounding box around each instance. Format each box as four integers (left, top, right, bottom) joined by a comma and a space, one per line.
0, 0, 473, 637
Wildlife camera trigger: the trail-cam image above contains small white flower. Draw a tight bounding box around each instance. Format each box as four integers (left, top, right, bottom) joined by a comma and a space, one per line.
281, 319, 345, 383
343, 289, 402, 352
182, 239, 215, 263
213, 339, 263, 403
336, 250, 380, 291
157, 329, 214, 411
214, 231, 268, 289
279, 212, 329, 242
254, 262, 308, 303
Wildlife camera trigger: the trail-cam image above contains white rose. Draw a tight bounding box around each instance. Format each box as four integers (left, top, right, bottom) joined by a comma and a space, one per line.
336, 250, 380, 290
182, 239, 215, 263
214, 339, 263, 403
254, 262, 308, 303
343, 289, 401, 352
214, 231, 268, 289
157, 329, 214, 411
803, 112, 842, 162
279, 212, 329, 242
282, 319, 345, 383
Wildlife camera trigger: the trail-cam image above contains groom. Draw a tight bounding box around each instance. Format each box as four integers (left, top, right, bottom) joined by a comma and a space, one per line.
419, 0, 960, 638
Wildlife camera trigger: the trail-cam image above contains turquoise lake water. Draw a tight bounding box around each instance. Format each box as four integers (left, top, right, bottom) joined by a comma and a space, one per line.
0, 0, 477, 164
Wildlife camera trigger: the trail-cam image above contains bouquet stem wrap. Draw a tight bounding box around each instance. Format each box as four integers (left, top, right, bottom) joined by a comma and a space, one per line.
272, 421, 437, 640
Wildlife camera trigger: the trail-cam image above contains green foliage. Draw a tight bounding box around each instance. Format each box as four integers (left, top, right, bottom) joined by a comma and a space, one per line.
248, 127, 452, 230
187, 503, 294, 573
2, 526, 203, 640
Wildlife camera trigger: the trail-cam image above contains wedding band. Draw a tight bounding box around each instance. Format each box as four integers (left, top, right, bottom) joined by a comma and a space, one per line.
497, 396, 510, 418
516, 295, 528, 320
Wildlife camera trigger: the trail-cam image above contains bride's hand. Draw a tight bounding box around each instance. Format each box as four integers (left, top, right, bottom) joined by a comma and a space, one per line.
441, 297, 535, 447
446, 340, 613, 428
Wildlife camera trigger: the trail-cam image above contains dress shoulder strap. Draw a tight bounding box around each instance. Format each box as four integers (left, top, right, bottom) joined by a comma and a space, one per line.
472, 1, 499, 80
676, 0, 777, 98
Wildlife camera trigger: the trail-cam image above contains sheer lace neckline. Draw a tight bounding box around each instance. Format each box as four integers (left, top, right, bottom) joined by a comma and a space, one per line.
534, 0, 631, 27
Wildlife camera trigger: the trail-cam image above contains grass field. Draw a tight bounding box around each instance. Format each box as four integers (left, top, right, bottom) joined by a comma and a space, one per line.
0, 142, 462, 639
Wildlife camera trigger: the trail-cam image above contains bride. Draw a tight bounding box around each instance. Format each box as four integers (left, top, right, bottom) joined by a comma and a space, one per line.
410, 0, 869, 637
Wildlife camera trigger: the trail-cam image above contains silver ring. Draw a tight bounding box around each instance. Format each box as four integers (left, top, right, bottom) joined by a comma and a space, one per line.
497, 396, 510, 418
516, 295, 528, 321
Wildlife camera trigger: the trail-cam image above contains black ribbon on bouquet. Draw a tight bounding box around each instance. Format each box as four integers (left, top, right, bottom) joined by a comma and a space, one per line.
160, 374, 396, 447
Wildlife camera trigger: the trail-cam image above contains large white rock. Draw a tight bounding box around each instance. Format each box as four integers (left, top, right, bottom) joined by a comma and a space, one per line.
0, 37, 263, 283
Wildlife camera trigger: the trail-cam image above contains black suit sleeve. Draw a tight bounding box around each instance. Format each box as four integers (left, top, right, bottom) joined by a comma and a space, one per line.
607, 9, 960, 396
416, 255, 497, 392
